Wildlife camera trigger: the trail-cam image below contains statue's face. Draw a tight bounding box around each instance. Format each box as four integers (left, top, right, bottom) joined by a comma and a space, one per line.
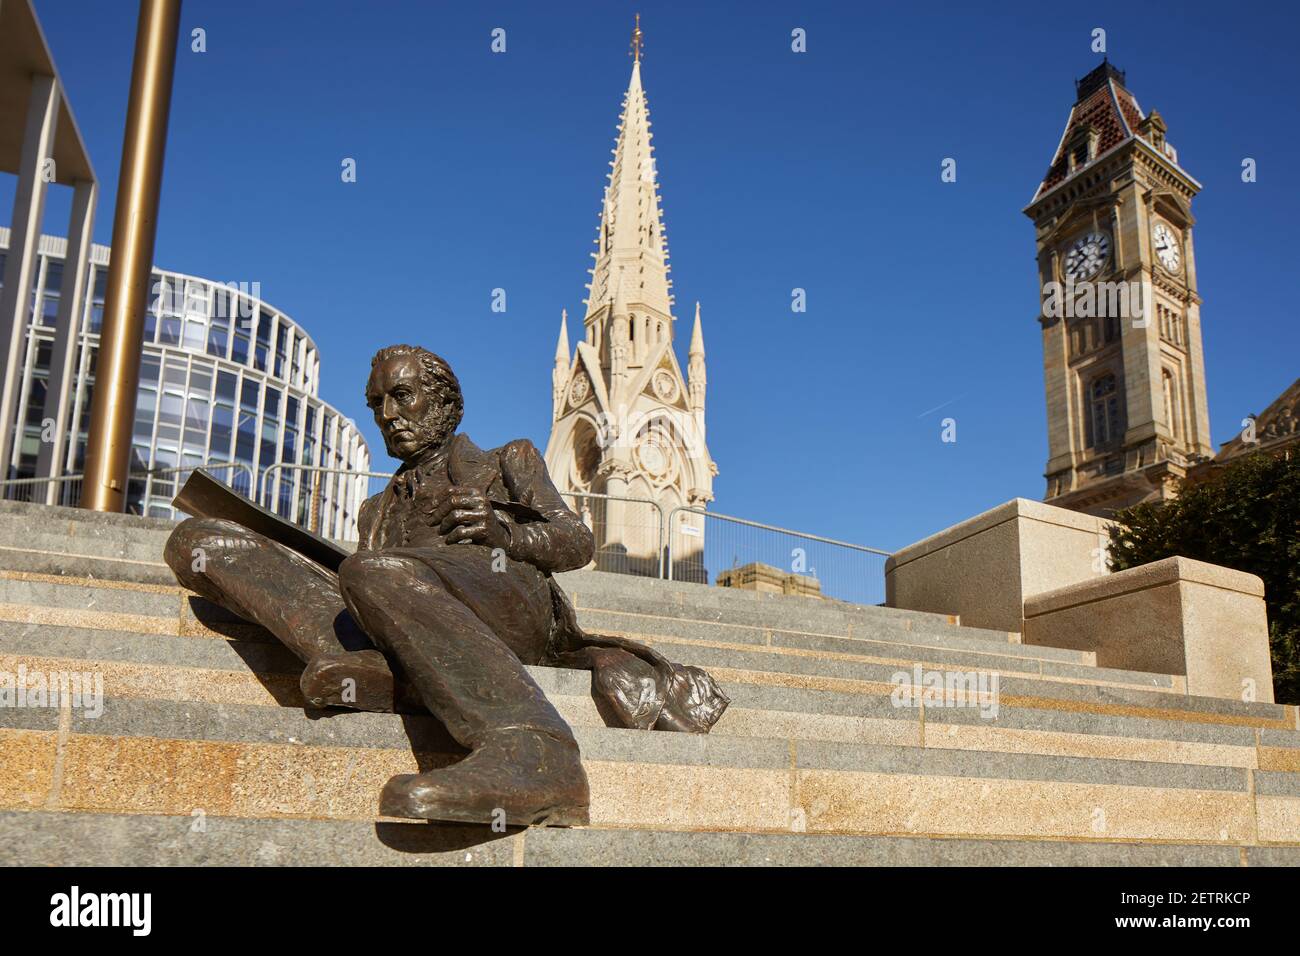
365, 354, 449, 462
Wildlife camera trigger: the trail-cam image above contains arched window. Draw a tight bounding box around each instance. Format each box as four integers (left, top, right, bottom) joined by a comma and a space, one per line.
571, 419, 601, 490
1087, 374, 1123, 448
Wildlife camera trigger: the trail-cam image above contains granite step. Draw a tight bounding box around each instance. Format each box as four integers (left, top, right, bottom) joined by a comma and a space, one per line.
571, 606, 1090, 666
2, 501, 984, 640
0, 546, 177, 586
0, 500, 1018, 644
0, 543, 1064, 669
558, 572, 991, 636
0, 545, 1056, 663
0, 570, 1063, 674
0, 503, 177, 546
1, 571, 1291, 724
4, 694, 1296, 844
3, 620, 1298, 770
570, 588, 1016, 658
0, 526, 169, 565
0, 537, 941, 647
0, 573, 1226, 700
5, 809, 1295, 867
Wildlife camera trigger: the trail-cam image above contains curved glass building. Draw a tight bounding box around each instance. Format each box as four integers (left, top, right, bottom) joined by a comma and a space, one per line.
0, 229, 372, 539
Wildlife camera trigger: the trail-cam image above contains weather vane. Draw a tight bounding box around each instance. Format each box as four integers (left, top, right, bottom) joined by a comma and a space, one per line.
630, 13, 643, 61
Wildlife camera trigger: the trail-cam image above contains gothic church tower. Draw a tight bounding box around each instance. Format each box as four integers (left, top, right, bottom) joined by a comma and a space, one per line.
1026, 61, 1213, 516
545, 20, 717, 578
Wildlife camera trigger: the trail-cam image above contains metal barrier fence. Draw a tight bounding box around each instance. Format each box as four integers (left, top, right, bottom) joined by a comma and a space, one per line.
250, 471, 888, 600
0, 462, 253, 510
255, 471, 669, 559
667, 506, 890, 606
0, 472, 85, 507
560, 491, 664, 578
258, 463, 395, 541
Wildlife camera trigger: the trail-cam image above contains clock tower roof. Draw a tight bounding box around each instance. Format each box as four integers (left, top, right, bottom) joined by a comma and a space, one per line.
1032, 61, 1146, 203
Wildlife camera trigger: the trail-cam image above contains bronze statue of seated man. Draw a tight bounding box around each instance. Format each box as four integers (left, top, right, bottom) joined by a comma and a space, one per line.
163, 344, 728, 827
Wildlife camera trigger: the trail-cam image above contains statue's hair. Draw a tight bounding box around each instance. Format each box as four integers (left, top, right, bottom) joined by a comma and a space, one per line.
370, 344, 464, 435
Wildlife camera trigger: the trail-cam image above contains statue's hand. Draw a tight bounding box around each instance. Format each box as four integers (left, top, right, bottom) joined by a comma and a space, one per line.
429, 486, 511, 550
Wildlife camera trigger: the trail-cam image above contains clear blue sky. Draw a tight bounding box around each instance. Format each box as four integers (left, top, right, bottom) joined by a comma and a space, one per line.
22, 0, 1300, 551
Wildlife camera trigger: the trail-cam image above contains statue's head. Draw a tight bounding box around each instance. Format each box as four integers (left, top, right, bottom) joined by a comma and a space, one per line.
366, 345, 464, 462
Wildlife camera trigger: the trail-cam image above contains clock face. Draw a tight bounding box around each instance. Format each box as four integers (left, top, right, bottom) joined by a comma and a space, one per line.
1064, 232, 1110, 280
1152, 222, 1181, 273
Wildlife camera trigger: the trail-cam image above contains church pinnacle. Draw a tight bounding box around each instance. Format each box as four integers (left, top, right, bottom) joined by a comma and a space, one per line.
551, 310, 570, 418
688, 301, 706, 416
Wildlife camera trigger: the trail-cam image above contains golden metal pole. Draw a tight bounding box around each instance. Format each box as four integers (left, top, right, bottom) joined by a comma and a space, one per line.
310, 470, 321, 533
81, 0, 182, 512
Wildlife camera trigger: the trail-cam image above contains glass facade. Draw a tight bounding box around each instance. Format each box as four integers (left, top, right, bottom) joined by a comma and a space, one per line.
0, 232, 372, 540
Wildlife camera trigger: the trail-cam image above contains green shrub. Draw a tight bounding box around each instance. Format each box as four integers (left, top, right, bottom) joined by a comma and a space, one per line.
1107, 452, 1300, 704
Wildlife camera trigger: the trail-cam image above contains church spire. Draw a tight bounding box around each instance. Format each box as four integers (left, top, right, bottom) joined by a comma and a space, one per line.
583, 18, 673, 356
544, 21, 716, 569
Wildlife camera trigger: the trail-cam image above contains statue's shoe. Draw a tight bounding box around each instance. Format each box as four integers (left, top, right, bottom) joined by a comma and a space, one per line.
653, 664, 730, 733
378, 729, 590, 827
299, 649, 395, 712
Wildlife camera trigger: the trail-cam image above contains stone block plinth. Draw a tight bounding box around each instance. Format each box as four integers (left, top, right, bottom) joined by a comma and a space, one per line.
1023, 556, 1274, 703
885, 498, 1111, 633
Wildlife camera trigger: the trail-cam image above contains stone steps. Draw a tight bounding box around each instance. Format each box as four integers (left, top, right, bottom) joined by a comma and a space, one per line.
1, 500, 1298, 865
0, 572, 1194, 700
5, 692, 1299, 847
1, 500, 1021, 641
5, 620, 1297, 769
0, 568, 1292, 731
8, 810, 1294, 867
0, 541, 1091, 670
569, 605, 1090, 665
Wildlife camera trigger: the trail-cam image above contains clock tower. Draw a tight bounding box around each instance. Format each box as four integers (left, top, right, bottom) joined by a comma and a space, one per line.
1025, 61, 1214, 516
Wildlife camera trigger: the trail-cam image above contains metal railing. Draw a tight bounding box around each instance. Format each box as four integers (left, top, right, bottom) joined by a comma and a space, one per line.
667, 506, 890, 606
144, 462, 255, 500
0, 472, 85, 507
0, 461, 253, 509
229, 460, 893, 602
